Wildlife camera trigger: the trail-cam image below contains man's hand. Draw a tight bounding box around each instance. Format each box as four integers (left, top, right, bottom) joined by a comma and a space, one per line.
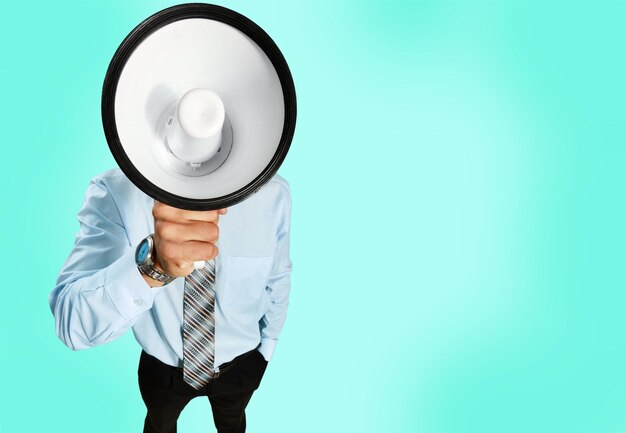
150, 201, 227, 280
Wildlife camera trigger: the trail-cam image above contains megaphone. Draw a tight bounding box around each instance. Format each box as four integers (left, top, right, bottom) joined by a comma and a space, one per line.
101, 3, 296, 215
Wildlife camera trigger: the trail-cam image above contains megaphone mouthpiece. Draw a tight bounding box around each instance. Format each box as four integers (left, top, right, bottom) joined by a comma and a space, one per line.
167, 88, 225, 163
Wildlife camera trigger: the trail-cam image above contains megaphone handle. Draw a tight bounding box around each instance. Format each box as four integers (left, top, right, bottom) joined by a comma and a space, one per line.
193, 249, 219, 270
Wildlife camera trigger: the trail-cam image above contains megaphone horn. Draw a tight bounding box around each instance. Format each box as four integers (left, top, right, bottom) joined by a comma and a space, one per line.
102, 3, 297, 214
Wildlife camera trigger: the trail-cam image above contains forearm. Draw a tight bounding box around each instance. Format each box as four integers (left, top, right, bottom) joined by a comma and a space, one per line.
259, 305, 288, 361
258, 266, 291, 361
258, 179, 292, 361
51, 248, 163, 350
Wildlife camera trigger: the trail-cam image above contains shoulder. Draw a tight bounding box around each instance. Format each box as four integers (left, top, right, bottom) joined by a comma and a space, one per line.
250, 174, 291, 215
88, 168, 145, 199
88, 168, 289, 209
260, 173, 291, 201
85, 168, 150, 218
267, 173, 290, 191
225, 173, 291, 226
90, 167, 131, 190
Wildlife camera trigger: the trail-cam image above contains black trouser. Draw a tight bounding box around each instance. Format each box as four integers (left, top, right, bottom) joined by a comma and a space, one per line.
138, 348, 268, 433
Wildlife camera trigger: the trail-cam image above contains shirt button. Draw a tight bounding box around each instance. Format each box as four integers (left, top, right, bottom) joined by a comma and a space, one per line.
133, 299, 144, 307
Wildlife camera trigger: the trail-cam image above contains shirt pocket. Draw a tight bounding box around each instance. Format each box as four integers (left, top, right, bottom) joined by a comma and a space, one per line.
218, 255, 274, 310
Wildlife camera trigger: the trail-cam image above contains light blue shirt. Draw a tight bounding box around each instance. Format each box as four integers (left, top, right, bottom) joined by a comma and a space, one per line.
49, 168, 292, 370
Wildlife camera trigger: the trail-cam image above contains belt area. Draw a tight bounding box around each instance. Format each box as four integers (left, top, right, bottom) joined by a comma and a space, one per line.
176, 347, 257, 379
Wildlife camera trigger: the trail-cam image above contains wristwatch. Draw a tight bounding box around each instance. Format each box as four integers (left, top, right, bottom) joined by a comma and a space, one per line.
135, 234, 176, 285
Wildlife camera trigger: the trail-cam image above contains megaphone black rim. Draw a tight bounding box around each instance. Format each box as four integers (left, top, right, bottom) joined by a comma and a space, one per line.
102, 3, 296, 210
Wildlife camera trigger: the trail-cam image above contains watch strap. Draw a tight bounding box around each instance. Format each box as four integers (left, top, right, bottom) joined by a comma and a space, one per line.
138, 261, 177, 284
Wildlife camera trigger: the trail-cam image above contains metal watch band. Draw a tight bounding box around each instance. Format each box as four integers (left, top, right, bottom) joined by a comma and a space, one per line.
138, 262, 176, 284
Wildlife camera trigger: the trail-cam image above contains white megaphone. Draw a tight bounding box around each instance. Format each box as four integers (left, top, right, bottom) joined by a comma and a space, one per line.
101, 3, 296, 269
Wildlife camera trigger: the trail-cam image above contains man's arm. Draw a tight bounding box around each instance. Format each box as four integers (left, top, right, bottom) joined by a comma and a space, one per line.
49, 176, 162, 350
258, 181, 293, 361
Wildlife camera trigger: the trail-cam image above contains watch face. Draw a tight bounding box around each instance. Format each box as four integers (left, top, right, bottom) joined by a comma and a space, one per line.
136, 239, 150, 264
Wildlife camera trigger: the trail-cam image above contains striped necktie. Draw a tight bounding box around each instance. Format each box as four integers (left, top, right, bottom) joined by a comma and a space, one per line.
182, 259, 216, 390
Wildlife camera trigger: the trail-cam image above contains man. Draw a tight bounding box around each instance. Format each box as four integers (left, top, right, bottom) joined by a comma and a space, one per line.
49, 168, 292, 433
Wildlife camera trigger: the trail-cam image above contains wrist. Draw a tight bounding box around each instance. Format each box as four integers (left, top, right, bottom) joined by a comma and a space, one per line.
140, 271, 166, 288
143, 253, 167, 287
135, 234, 176, 286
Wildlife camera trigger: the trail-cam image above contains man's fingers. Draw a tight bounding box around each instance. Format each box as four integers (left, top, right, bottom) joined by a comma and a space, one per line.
151, 202, 226, 277
156, 220, 218, 243
181, 241, 218, 262
153, 202, 227, 223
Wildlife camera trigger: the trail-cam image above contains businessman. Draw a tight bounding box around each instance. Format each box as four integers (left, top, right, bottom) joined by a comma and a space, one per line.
49, 168, 292, 433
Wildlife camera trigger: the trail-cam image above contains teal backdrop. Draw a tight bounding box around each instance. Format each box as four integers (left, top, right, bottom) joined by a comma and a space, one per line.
1, 0, 625, 432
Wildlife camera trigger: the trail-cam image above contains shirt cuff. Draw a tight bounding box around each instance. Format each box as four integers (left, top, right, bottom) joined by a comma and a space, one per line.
103, 248, 167, 320
258, 337, 277, 362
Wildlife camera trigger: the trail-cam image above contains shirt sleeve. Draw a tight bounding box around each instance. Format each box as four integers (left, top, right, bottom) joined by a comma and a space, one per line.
49, 175, 165, 350
258, 182, 293, 362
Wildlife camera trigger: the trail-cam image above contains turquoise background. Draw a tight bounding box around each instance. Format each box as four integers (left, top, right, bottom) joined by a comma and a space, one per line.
1, 0, 625, 432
